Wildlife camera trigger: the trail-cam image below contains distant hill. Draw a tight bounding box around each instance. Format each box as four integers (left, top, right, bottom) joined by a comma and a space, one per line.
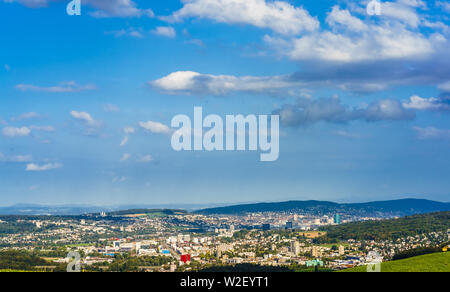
106, 209, 187, 216
319, 211, 450, 241
0, 204, 113, 216
341, 252, 450, 272
195, 199, 450, 216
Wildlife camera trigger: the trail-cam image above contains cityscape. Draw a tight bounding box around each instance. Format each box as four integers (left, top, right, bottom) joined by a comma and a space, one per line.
1, 199, 449, 272
1, 0, 450, 278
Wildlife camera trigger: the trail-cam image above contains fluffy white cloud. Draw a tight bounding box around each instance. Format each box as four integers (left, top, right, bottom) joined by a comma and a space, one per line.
403, 95, 450, 111
16, 81, 96, 93
381, 1, 421, 28
163, 0, 319, 35
139, 121, 171, 134
70, 111, 98, 126
326, 5, 368, 32
151, 26, 176, 38
151, 71, 295, 95
364, 99, 415, 121
263, 1, 447, 63
265, 24, 435, 63
26, 163, 62, 171
2, 126, 31, 137
70, 111, 102, 136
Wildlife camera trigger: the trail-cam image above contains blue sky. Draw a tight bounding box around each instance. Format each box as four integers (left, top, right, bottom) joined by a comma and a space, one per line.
1, 0, 450, 206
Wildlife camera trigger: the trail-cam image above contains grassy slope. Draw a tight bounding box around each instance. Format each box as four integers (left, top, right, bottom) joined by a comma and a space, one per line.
341, 252, 450, 272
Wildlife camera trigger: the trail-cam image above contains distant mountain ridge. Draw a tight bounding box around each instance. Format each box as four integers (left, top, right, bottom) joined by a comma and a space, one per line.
1, 199, 449, 217
0, 203, 227, 216
195, 199, 450, 216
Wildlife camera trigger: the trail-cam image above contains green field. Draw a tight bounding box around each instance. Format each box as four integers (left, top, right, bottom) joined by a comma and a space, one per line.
341, 252, 450, 272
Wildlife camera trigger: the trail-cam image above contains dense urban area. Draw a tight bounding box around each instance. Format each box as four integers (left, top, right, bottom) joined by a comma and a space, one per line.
0, 203, 449, 272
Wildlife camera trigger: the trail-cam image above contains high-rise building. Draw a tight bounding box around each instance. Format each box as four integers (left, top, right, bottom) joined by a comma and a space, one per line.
339, 245, 345, 256
135, 242, 142, 253
290, 241, 300, 256
312, 246, 320, 257
286, 221, 293, 229
334, 214, 341, 224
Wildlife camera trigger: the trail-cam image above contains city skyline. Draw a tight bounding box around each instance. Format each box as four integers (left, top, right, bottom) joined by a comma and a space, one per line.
1, 0, 450, 206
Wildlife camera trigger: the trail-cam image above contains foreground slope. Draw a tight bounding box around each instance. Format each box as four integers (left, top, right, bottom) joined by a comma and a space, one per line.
342, 252, 450, 272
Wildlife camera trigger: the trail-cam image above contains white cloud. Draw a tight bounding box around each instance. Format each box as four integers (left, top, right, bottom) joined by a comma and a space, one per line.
436, 1, 450, 13
150, 71, 295, 96
120, 127, 135, 146
10, 155, 33, 162
120, 153, 131, 162
16, 81, 96, 93
29, 185, 40, 191
124, 127, 135, 135
12, 112, 42, 121
332, 130, 361, 139
103, 104, 120, 112
438, 81, 450, 92
413, 127, 450, 139
265, 24, 435, 63
120, 136, 129, 147
162, 0, 319, 36
105, 28, 144, 39
26, 163, 62, 171
137, 154, 154, 163
139, 121, 171, 134
112, 176, 128, 183
403, 95, 450, 111
0, 153, 33, 162
70, 111, 102, 136
3, 0, 155, 18
381, 1, 421, 28
2, 126, 31, 137
87, 0, 154, 18
70, 111, 96, 126
326, 5, 368, 32
29, 125, 56, 132
273, 97, 415, 127
151, 26, 176, 38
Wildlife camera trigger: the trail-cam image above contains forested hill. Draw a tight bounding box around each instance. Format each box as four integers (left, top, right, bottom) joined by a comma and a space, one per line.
195, 199, 450, 217
319, 211, 450, 241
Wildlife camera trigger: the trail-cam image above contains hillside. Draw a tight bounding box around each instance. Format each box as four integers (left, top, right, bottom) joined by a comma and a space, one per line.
195, 199, 450, 216
106, 209, 187, 216
341, 252, 450, 272
319, 211, 450, 241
